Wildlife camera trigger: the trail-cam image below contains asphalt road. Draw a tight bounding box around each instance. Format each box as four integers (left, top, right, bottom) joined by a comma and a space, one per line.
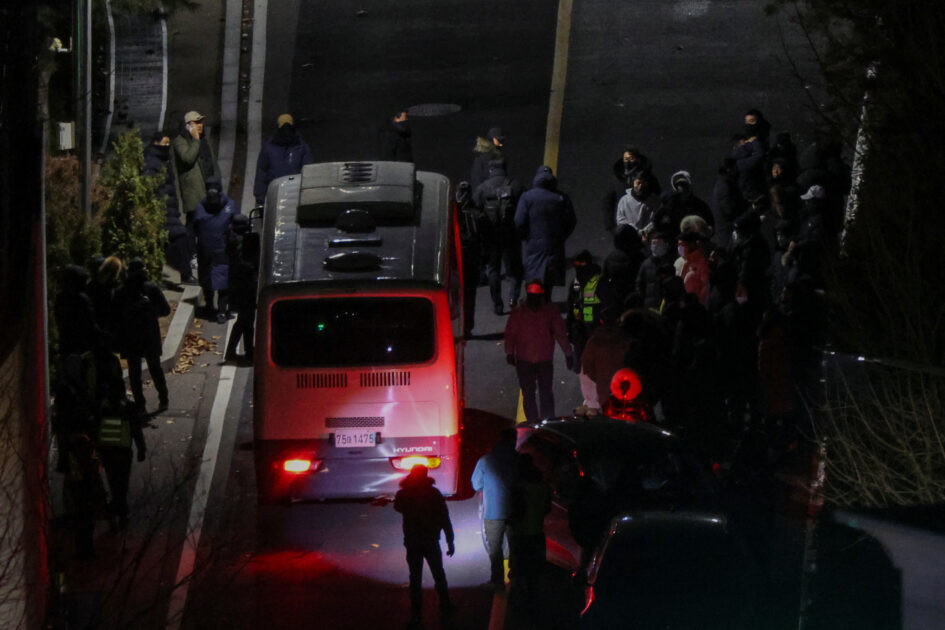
69, 2, 824, 629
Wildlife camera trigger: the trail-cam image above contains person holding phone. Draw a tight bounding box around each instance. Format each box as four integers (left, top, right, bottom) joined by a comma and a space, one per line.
172, 110, 220, 220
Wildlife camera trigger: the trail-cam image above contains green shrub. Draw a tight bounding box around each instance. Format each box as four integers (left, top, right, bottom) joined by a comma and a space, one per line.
45, 155, 102, 298
98, 131, 167, 281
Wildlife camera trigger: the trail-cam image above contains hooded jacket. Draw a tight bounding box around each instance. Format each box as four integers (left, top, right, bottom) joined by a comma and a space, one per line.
254, 124, 314, 202
394, 472, 454, 548
654, 170, 713, 238
193, 192, 239, 290
615, 187, 654, 231
514, 168, 577, 286
602, 152, 661, 232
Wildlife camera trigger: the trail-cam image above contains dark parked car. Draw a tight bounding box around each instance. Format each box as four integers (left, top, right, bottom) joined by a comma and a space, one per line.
579, 511, 765, 629
515, 417, 720, 572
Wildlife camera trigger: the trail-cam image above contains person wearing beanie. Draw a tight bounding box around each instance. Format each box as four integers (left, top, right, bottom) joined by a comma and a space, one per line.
254, 113, 314, 206
654, 169, 713, 241
473, 157, 526, 313
470, 126, 506, 191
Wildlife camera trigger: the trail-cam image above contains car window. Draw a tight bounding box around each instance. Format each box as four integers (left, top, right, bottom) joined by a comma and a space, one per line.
599, 446, 716, 511
519, 432, 582, 506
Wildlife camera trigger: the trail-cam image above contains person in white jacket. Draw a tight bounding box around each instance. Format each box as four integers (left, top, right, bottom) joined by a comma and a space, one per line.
615, 173, 655, 232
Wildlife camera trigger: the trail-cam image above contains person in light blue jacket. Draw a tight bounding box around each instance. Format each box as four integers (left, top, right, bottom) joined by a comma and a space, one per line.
471, 428, 519, 591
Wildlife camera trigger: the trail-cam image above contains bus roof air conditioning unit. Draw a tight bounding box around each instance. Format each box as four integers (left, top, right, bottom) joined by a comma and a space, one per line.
297, 161, 417, 222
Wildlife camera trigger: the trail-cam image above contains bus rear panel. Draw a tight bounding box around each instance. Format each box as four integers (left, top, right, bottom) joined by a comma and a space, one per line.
253, 162, 464, 503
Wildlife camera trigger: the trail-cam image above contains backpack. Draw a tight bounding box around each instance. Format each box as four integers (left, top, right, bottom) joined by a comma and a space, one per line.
483, 178, 515, 226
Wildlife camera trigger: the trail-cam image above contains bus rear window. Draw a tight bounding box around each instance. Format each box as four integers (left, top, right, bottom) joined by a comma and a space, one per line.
270, 297, 435, 367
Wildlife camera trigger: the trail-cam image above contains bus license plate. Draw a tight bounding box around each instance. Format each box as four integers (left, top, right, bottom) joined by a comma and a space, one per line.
334, 430, 377, 448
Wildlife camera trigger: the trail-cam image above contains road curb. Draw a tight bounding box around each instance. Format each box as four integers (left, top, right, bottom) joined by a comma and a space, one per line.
161, 284, 201, 372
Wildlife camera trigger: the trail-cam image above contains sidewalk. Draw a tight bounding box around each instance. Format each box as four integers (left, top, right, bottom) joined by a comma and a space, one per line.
49, 3, 242, 626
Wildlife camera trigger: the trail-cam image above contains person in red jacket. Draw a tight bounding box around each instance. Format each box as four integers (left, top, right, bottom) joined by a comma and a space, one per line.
504, 280, 574, 421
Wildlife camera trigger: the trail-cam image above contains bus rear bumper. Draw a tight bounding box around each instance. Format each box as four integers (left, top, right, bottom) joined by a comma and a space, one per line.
254, 437, 460, 503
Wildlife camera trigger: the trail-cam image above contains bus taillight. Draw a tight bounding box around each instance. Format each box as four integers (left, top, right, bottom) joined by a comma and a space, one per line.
282, 458, 322, 474
391, 455, 442, 471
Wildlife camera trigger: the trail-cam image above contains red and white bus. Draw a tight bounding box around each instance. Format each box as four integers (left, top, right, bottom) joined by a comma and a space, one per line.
253, 161, 464, 503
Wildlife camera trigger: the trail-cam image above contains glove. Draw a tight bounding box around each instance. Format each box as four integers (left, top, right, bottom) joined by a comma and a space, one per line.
447, 542, 455, 557
506, 354, 517, 366
565, 355, 574, 370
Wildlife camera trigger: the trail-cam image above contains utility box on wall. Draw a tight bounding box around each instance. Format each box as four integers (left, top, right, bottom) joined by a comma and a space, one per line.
56, 122, 75, 151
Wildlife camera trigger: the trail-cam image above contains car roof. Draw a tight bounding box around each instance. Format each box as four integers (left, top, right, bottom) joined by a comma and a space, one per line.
610, 510, 728, 534
518, 416, 680, 450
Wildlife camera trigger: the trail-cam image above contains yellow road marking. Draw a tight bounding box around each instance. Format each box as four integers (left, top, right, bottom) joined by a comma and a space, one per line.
543, 0, 574, 173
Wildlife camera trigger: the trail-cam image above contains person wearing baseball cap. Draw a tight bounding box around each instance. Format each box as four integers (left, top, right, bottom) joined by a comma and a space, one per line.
172, 109, 220, 219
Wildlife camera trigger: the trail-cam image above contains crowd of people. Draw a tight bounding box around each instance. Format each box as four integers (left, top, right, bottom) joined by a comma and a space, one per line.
456, 110, 849, 466
52, 106, 848, 629
51, 109, 280, 560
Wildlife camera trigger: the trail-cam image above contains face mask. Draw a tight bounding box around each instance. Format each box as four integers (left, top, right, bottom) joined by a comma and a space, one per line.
677, 245, 686, 258
651, 242, 669, 258
205, 190, 222, 208
776, 235, 790, 249
575, 266, 593, 285
735, 295, 748, 305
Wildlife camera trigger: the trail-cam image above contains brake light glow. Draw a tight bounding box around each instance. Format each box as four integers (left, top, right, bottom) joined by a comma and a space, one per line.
391, 455, 442, 471
282, 458, 320, 474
